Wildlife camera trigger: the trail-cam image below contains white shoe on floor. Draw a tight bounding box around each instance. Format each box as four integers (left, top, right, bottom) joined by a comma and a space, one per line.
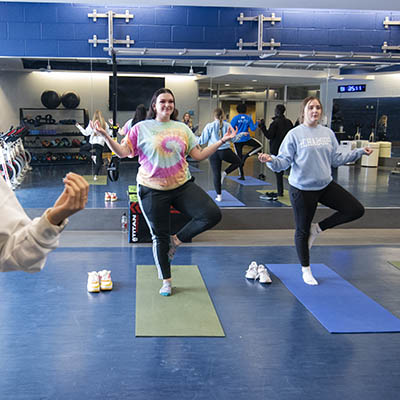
98, 269, 113, 291
308, 223, 321, 249
215, 194, 222, 202
93, 175, 98, 181
87, 271, 100, 293
256, 264, 272, 284
245, 261, 258, 279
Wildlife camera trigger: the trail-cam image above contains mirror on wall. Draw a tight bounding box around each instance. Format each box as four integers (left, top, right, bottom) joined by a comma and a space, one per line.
2, 56, 398, 210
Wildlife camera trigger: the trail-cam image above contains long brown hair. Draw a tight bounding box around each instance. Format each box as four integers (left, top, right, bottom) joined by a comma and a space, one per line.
214, 108, 225, 138
147, 88, 178, 120
299, 96, 323, 124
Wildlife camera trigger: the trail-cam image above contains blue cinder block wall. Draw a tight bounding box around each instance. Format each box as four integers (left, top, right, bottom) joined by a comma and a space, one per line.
0, 2, 400, 58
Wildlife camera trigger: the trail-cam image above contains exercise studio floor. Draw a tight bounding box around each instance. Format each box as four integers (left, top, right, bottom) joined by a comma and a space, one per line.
0, 231, 399, 400
3, 155, 400, 399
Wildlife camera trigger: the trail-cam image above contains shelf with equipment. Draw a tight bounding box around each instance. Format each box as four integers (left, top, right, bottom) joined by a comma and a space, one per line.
20, 107, 89, 165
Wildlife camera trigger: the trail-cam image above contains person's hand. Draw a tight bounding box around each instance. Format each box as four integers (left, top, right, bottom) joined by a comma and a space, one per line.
94, 120, 109, 138
363, 147, 373, 156
222, 125, 238, 142
46, 173, 89, 226
75, 123, 80, 128
258, 153, 272, 163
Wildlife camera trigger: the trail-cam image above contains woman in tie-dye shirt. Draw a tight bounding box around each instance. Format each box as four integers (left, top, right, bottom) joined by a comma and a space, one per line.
95, 88, 237, 296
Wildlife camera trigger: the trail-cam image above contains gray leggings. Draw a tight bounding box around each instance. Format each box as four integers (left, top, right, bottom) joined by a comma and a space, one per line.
138, 180, 222, 279
289, 180, 365, 266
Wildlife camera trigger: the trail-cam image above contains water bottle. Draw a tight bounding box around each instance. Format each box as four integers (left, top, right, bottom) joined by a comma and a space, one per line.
121, 212, 128, 233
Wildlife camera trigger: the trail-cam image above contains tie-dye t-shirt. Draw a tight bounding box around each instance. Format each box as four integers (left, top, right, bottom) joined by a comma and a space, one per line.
123, 119, 198, 190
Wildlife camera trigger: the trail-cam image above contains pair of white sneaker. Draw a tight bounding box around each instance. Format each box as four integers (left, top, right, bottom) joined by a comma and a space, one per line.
87, 270, 113, 293
245, 261, 272, 284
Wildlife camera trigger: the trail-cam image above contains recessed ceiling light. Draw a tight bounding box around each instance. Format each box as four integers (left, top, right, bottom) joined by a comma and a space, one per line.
252, 79, 257, 82
225, 84, 230, 87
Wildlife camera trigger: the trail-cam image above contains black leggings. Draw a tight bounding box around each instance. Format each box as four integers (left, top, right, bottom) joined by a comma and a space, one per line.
138, 180, 222, 279
79, 143, 104, 176
234, 138, 263, 178
289, 181, 365, 266
209, 149, 241, 194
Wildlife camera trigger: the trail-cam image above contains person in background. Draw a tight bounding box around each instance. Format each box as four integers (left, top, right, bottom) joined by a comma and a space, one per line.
230, 103, 262, 180
259, 104, 293, 200
377, 114, 388, 141
182, 112, 198, 134
258, 96, 372, 286
76, 110, 112, 181
95, 88, 237, 297
0, 172, 88, 272
198, 108, 240, 201
119, 104, 147, 136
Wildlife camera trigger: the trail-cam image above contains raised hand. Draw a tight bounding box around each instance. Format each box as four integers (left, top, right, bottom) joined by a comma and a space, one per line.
222, 125, 238, 142
258, 153, 272, 163
46, 173, 89, 226
94, 120, 108, 138
363, 147, 373, 156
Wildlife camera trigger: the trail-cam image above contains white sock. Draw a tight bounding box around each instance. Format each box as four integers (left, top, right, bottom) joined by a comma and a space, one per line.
221, 171, 227, 185
302, 266, 319, 285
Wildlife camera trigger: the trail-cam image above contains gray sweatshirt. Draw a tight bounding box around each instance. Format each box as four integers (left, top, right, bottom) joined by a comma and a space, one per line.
266, 124, 365, 190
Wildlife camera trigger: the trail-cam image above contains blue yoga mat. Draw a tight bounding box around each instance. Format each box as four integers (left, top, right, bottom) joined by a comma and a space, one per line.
267, 263, 400, 333
227, 176, 271, 186
207, 190, 245, 207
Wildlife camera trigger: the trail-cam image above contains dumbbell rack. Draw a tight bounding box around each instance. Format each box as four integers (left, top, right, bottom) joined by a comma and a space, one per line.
20, 108, 88, 165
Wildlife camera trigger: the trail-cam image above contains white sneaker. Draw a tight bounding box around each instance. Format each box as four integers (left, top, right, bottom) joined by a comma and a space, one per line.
215, 194, 222, 202
98, 269, 113, 291
87, 271, 100, 293
308, 223, 321, 249
256, 264, 272, 284
93, 175, 98, 181
245, 261, 258, 279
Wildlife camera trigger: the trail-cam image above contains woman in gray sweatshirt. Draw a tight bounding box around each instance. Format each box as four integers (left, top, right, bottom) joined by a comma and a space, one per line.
258, 96, 372, 285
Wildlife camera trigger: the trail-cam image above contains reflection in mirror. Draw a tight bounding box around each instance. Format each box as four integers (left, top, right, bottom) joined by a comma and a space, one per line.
5, 57, 399, 211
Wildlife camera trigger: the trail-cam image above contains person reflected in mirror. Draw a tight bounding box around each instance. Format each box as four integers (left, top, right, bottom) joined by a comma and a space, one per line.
118, 104, 147, 136
182, 112, 198, 134
76, 110, 112, 181
198, 108, 240, 202
377, 114, 388, 141
258, 96, 373, 286
0, 172, 89, 272
95, 88, 237, 296
258, 104, 293, 200
230, 103, 262, 180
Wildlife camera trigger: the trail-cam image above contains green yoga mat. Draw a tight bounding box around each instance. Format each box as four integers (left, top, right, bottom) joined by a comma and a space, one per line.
388, 261, 400, 270
136, 265, 225, 337
83, 175, 107, 185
